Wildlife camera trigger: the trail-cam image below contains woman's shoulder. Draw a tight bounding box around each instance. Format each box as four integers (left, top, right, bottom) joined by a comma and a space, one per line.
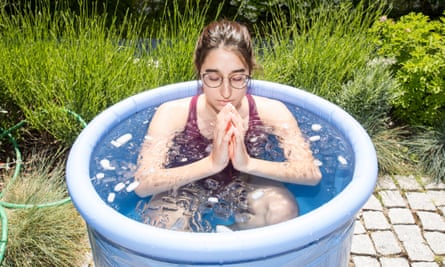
251, 95, 293, 121
149, 96, 193, 132
156, 96, 193, 114
251, 95, 288, 111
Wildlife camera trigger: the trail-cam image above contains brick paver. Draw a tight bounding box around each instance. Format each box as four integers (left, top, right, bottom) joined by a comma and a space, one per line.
350, 175, 444, 267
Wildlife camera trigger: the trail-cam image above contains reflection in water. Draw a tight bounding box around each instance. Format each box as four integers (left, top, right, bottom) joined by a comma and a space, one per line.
137, 177, 252, 232
90, 103, 354, 232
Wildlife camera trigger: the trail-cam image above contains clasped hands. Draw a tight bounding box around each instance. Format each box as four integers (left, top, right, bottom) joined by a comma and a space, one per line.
211, 103, 250, 172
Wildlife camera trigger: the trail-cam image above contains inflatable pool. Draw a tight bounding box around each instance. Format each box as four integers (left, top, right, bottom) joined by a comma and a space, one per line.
66, 80, 377, 266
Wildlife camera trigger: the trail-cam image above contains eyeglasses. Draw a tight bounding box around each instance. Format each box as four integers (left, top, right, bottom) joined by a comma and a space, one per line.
201, 72, 250, 89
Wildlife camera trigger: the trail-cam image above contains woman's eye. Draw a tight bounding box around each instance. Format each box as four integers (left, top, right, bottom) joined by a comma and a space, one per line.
231, 76, 243, 82
208, 75, 221, 81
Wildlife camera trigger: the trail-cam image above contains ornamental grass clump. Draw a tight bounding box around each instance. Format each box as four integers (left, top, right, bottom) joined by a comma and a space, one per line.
408, 122, 445, 183
1, 149, 88, 267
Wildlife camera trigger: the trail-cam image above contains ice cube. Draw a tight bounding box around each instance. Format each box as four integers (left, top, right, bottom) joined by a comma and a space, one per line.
311, 124, 322, 131
126, 180, 140, 192
100, 159, 115, 170
114, 182, 126, 192
309, 135, 321, 142
337, 155, 348, 165
111, 133, 132, 147
107, 193, 116, 203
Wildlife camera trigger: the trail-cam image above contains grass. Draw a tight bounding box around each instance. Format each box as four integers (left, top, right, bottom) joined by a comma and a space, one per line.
0, 148, 88, 266
256, 1, 386, 99
408, 122, 445, 183
0, 0, 219, 144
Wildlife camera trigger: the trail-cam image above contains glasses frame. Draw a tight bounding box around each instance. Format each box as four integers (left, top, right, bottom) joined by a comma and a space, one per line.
200, 72, 251, 90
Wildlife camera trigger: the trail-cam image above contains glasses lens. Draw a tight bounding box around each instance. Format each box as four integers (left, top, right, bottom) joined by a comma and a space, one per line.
201, 73, 250, 89
203, 73, 222, 88
230, 74, 249, 89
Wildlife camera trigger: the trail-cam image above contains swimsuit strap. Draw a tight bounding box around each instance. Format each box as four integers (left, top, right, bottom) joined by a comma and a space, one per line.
246, 94, 263, 129
184, 95, 200, 135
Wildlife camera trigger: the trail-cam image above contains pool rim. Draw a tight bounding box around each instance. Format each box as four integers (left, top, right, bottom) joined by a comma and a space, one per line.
66, 79, 377, 264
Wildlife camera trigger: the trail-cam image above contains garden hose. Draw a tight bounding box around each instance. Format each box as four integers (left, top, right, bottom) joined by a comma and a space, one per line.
0, 109, 87, 264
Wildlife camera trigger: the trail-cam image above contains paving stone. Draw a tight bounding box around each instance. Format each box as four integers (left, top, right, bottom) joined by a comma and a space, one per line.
371, 231, 402, 255
422, 177, 445, 190
380, 257, 410, 267
411, 262, 439, 267
377, 175, 397, 190
354, 220, 366, 234
388, 208, 415, 224
362, 211, 391, 230
351, 255, 380, 267
379, 190, 406, 208
423, 231, 445, 254
394, 175, 423, 191
426, 190, 445, 206
351, 234, 376, 255
394, 225, 435, 262
406, 192, 437, 211
363, 194, 383, 211
416, 211, 445, 231
440, 206, 445, 216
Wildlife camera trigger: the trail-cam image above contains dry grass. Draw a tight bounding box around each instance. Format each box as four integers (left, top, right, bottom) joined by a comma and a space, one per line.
0, 148, 89, 267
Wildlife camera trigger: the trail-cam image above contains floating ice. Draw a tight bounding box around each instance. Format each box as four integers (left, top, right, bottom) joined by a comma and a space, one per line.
96, 172, 105, 179
249, 136, 258, 143
309, 135, 321, 142
314, 159, 323, 167
311, 124, 322, 131
251, 190, 264, 200
107, 193, 116, 203
111, 133, 132, 148
126, 180, 140, 192
337, 155, 348, 165
208, 197, 219, 203
114, 182, 126, 192
100, 159, 115, 170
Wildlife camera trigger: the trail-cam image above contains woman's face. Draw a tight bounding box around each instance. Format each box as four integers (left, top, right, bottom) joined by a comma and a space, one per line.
200, 47, 250, 112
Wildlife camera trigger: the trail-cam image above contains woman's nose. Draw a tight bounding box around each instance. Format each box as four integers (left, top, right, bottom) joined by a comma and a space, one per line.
220, 79, 232, 99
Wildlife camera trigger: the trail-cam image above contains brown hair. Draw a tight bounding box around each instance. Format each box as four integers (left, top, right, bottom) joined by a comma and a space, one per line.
194, 20, 256, 75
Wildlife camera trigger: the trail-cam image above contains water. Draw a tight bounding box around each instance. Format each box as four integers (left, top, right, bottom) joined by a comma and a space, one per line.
90, 102, 354, 231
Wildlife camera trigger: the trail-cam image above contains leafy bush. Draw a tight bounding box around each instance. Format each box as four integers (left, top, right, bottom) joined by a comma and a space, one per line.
336, 59, 414, 175
370, 12, 445, 127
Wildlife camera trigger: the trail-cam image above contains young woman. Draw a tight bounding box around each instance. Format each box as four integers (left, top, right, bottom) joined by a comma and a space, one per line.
134, 20, 321, 231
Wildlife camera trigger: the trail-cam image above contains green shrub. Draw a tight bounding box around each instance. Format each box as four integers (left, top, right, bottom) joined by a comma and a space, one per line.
370, 12, 445, 127
336, 59, 415, 175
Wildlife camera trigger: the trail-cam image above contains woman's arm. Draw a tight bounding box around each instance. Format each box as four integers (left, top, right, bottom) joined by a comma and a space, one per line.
134, 99, 233, 197
230, 97, 322, 185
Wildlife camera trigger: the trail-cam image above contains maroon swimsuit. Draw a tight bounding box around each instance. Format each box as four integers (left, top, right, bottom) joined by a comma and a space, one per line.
164, 94, 266, 185
142, 94, 284, 231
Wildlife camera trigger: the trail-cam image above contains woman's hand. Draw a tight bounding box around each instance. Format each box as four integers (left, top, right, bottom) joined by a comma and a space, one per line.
210, 104, 235, 171
225, 105, 251, 172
